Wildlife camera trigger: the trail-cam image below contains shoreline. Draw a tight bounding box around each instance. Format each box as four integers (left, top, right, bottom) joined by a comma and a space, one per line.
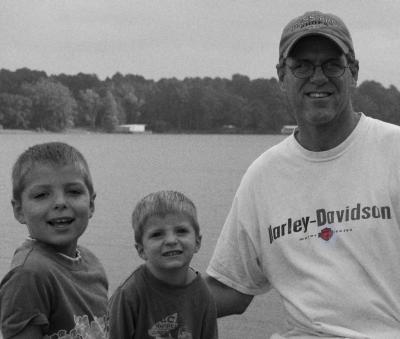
0, 128, 282, 136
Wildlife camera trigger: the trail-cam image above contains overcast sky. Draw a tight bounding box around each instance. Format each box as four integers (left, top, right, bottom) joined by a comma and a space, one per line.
1, 0, 399, 89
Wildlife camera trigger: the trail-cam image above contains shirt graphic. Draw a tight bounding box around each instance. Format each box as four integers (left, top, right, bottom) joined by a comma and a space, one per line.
148, 313, 193, 339
44, 314, 107, 339
268, 202, 391, 244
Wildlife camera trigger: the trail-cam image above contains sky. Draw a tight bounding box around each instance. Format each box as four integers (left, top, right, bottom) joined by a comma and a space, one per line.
1, 0, 399, 89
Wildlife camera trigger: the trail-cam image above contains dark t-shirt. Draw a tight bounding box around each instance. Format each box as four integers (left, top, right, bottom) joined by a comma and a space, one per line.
0, 240, 108, 338
108, 264, 218, 339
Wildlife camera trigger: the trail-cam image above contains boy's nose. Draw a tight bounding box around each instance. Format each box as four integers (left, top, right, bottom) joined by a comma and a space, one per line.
53, 193, 67, 209
164, 232, 178, 244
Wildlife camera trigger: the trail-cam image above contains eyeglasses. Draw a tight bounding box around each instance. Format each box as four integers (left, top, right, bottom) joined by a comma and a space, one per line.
287, 60, 350, 79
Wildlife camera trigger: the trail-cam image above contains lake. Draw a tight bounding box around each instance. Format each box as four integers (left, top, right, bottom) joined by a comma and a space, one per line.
0, 131, 289, 338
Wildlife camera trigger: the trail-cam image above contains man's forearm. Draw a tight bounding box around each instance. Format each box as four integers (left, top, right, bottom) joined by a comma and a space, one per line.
205, 274, 253, 317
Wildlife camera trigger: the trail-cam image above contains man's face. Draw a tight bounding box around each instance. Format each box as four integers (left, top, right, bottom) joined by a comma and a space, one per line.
279, 36, 357, 128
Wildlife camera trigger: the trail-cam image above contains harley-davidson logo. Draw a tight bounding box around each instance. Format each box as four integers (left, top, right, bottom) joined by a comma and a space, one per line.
319, 227, 333, 241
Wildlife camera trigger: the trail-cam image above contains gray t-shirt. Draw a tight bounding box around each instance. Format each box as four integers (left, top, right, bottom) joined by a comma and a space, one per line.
108, 264, 218, 339
0, 240, 108, 338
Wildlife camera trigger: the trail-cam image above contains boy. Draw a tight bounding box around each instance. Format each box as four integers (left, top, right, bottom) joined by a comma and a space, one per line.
107, 190, 218, 339
0, 142, 108, 339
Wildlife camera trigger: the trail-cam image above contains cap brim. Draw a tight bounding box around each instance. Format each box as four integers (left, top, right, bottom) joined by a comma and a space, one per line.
282, 31, 349, 58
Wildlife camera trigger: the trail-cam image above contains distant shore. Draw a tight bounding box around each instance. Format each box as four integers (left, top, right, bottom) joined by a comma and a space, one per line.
0, 128, 281, 135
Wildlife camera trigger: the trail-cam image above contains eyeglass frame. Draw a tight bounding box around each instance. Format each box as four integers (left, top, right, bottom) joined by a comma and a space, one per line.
285, 59, 351, 79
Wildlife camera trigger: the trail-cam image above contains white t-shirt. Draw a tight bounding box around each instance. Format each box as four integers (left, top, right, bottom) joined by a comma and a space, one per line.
207, 114, 400, 338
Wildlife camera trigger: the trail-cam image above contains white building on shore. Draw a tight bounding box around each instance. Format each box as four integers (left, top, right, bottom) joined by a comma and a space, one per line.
115, 124, 150, 133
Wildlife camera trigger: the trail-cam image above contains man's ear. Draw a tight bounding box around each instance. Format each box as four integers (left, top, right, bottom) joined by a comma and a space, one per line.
89, 192, 96, 219
351, 69, 358, 88
135, 243, 147, 260
276, 63, 286, 92
11, 199, 26, 224
279, 78, 287, 92
349, 60, 359, 87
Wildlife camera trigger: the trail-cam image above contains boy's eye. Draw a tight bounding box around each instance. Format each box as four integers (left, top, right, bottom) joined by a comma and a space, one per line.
66, 185, 86, 196
149, 231, 163, 238
68, 189, 83, 195
176, 227, 189, 234
32, 192, 48, 199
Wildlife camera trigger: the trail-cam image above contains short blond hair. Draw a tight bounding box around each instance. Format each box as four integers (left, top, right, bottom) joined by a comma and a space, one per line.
132, 190, 200, 244
12, 142, 93, 202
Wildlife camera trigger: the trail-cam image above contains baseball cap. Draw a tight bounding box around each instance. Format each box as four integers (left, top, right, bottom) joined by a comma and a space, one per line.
279, 11, 354, 59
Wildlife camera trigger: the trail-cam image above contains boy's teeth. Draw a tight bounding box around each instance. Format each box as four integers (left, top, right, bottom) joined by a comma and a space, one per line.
308, 92, 329, 98
164, 251, 181, 256
49, 218, 72, 225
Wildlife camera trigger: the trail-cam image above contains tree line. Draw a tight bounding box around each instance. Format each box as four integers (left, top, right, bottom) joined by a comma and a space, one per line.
0, 68, 399, 133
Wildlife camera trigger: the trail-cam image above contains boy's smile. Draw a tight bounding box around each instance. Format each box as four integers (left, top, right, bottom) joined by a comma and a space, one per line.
136, 213, 201, 285
12, 163, 95, 257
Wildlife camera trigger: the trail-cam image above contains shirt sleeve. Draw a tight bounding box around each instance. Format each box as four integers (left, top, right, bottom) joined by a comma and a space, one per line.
107, 286, 136, 339
206, 183, 271, 295
0, 267, 50, 338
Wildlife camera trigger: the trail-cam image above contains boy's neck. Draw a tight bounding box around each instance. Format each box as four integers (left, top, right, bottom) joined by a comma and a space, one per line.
146, 264, 197, 286
26, 236, 81, 260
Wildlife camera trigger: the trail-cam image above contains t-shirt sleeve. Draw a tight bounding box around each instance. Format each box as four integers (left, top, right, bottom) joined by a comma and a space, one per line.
0, 267, 50, 338
206, 183, 271, 295
107, 286, 136, 339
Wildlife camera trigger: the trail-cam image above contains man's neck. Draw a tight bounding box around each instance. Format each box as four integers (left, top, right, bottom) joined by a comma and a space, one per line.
296, 111, 361, 151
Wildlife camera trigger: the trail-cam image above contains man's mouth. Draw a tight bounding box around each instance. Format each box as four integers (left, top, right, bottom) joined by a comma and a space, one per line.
48, 217, 74, 227
306, 92, 331, 98
163, 250, 183, 257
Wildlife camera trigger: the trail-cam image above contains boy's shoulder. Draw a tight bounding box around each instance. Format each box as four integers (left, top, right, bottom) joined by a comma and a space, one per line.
1, 241, 56, 290
109, 265, 146, 304
10, 240, 54, 273
10, 240, 103, 275
116, 264, 146, 291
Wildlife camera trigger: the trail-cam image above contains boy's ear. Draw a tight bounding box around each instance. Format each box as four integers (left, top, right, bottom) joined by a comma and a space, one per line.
194, 234, 202, 253
11, 199, 26, 224
89, 192, 96, 219
135, 243, 147, 260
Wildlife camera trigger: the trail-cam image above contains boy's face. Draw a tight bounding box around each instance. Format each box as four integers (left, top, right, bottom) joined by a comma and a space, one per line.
12, 163, 95, 257
136, 213, 201, 283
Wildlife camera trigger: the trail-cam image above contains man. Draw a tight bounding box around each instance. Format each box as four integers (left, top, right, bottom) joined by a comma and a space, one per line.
206, 11, 400, 339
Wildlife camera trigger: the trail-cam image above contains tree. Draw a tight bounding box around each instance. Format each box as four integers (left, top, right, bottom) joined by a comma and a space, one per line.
0, 68, 47, 94
22, 78, 77, 131
55, 72, 101, 98
354, 81, 400, 125
0, 93, 32, 129
99, 91, 119, 132
108, 73, 142, 125
77, 89, 101, 129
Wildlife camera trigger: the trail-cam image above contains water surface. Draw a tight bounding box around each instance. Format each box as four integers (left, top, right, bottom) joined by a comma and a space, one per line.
0, 132, 289, 338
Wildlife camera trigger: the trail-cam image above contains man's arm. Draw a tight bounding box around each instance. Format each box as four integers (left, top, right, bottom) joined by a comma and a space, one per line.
205, 274, 253, 317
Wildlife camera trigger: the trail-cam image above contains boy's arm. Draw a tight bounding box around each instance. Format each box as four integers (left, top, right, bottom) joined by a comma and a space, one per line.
204, 274, 253, 317
8, 325, 43, 339
0, 268, 50, 339
107, 288, 135, 339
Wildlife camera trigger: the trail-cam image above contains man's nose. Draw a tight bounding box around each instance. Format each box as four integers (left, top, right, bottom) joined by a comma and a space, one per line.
310, 65, 329, 85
